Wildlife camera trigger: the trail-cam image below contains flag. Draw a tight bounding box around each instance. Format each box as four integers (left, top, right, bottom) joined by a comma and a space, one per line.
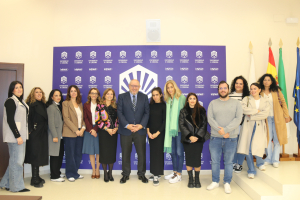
267, 47, 278, 84
249, 53, 256, 84
278, 47, 290, 138
293, 47, 300, 148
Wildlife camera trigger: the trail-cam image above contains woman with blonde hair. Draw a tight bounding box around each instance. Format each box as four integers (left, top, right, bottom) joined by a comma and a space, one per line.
95, 88, 119, 182
82, 88, 101, 179
163, 80, 186, 184
25, 87, 48, 188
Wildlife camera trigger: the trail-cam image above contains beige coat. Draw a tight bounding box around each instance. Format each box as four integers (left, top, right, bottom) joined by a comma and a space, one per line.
260, 90, 290, 145
62, 100, 85, 138
237, 96, 270, 157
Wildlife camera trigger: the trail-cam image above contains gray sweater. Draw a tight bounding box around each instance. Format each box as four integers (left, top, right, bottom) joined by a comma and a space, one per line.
207, 98, 243, 138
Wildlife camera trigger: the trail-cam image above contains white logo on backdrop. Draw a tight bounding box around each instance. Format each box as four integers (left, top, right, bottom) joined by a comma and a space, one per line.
90, 76, 96, 84
166, 153, 172, 160
135, 50, 142, 58
105, 51, 111, 59
120, 50, 126, 58
196, 75, 203, 84
75, 51, 82, 59
135, 153, 138, 160
181, 50, 188, 58
151, 50, 157, 58
211, 51, 217, 59
119, 65, 158, 99
199, 101, 203, 106
119, 153, 122, 160
90, 51, 96, 59
181, 75, 188, 84
166, 50, 173, 58
61, 52, 67, 59
105, 76, 111, 84
75, 76, 81, 84
166, 75, 173, 82
211, 75, 218, 84
196, 50, 203, 58
61, 76, 67, 84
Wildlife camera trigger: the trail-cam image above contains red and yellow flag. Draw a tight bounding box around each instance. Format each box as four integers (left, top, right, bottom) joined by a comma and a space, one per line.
266, 47, 278, 84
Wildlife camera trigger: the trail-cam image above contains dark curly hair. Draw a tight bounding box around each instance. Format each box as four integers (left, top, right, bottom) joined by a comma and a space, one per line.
184, 93, 205, 125
150, 87, 165, 104
258, 74, 281, 92
230, 76, 250, 98
46, 89, 64, 107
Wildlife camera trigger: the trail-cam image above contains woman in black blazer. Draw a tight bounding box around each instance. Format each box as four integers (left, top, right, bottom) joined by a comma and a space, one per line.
25, 87, 49, 188
179, 93, 210, 188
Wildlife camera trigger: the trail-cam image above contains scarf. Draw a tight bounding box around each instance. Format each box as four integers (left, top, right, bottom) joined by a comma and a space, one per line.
164, 94, 182, 153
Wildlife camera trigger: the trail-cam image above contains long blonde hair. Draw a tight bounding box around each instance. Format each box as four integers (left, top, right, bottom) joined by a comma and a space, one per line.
100, 88, 117, 108
164, 80, 182, 102
26, 87, 46, 104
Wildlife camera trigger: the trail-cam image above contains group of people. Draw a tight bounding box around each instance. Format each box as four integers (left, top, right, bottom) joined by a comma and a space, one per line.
0, 73, 291, 195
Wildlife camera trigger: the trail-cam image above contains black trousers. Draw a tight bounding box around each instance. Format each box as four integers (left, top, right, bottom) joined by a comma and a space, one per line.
50, 139, 64, 179
120, 132, 146, 176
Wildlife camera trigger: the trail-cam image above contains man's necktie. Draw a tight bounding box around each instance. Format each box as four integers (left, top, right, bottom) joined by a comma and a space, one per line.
132, 95, 136, 111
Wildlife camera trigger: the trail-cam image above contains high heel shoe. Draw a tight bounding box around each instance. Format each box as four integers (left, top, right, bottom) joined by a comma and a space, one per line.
104, 171, 109, 182
96, 171, 100, 179
91, 171, 96, 179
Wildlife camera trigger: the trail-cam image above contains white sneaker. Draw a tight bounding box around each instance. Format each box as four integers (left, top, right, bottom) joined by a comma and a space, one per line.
169, 174, 181, 183
68, 177, 75, 182
258, 165, 266, 171
153, 176, 159, 186
206, 182, 219, 190
51, 178, 65, 182
60, 174, 65, 178
224, 183, 232, 194
164, 173, 175, 180
264, 161, 271, 165
273, 163, 279, 168
78, 175, 84, 179
248, 174, 255, 179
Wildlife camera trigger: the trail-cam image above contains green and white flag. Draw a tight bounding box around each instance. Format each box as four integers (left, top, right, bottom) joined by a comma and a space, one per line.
278, 47, 290, 138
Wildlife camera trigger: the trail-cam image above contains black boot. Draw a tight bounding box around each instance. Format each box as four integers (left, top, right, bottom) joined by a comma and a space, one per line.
194, 171, 201, 188
187, 170, 194, 188
30, 165, 43, 188
102, 164, 109, 182
38, 168, 45, 184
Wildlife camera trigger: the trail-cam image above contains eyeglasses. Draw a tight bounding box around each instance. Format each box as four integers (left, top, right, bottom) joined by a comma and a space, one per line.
130, 85, 140, 88
90, 93, 98, 95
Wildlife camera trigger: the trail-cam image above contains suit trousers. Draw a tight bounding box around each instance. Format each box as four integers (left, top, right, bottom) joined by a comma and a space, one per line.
121, 132, 146, 176
50, 139, 64, 179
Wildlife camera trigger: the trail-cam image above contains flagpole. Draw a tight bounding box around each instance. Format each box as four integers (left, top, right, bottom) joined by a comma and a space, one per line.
279, 39, 290, 159
294, 37, 300, 161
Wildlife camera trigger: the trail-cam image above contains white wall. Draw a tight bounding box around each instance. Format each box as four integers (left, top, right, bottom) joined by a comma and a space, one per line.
1, 0, 300, 173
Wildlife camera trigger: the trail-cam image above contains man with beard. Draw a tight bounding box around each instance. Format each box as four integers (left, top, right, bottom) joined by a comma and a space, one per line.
206, 81, 243, 194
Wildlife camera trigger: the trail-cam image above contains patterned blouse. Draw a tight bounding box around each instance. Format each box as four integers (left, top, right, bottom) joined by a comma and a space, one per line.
95, 104, 118, 130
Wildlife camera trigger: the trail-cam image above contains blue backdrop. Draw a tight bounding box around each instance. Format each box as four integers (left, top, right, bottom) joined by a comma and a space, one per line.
53, 45, 226, 170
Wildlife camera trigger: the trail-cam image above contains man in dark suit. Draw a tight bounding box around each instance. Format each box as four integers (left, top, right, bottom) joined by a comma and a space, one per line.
117, 79, 150, 183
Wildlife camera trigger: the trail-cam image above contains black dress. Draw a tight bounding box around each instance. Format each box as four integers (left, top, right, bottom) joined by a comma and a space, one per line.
97, 105, 118, 164
147, 103, 166, 176
25, 100, 49, 166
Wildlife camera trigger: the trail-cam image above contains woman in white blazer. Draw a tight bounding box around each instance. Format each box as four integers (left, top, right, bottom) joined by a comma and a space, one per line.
237, 83, 270, 179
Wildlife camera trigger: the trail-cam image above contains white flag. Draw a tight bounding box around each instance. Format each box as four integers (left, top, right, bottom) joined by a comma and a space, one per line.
249, 53, 256, 84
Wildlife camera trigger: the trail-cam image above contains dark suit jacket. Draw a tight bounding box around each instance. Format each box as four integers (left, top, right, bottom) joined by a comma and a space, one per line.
117, 92, 149, 136
83, 102, 98, 132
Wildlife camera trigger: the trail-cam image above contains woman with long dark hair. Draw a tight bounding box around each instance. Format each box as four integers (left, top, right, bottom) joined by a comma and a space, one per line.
179, 93, 210, 188
82, 88, 101, 179
25, 87, 48, 188
237, 83, 270, 179
258, 74, 291, 168
95, 88, 119, 182
62, 85, 86, 182
46, 89, 65, 182
0, 81, 30, 192
229, 75, 250, 173
147, 87, 166, 186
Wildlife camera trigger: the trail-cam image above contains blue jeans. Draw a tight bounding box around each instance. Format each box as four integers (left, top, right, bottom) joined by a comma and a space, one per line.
245, 123, 265, 175
265, 116, 280, 164
0, 142, 26, 192
209, 136, 237, 184
170, 132, 184, 173
64, 136, 83, 179
233, 135, 246, 165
